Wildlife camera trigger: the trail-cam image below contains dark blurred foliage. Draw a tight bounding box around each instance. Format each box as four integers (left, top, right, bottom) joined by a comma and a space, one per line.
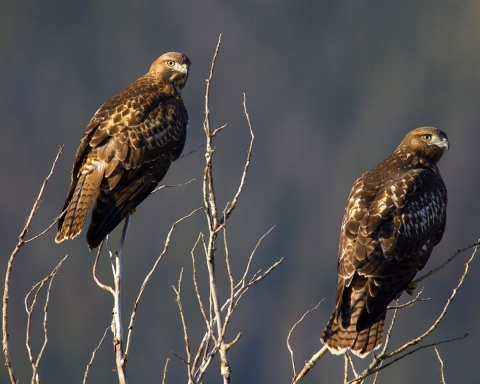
1, 1, 480, 383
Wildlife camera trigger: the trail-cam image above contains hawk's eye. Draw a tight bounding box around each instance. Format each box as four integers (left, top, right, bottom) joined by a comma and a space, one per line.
166, 60, 175, 67
422, 134, 432, 140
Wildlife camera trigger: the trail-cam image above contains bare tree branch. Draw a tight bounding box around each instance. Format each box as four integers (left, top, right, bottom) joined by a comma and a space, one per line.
387, 288, 429, 310
107, 215, 130, 384
292, 345, 329, 383
83, 326, 110, 384
162, 358, 170, 384
150, 179, 195, 194
24, 255, 68, 384
434, 346, 446, 384
286, 300, 324, 377
124, 208, 202, 362
173, 269, 194, 384
414, 241, 480, 284
3, 145, 64, 384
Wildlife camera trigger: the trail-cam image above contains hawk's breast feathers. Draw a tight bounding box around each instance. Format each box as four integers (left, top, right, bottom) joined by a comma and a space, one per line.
56, 52, 191, 250
322, 127, 449, 357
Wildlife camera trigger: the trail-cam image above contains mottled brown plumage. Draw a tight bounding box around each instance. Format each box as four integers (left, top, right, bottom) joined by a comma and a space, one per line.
56, 52, 191, 250
321, 127, 449, 357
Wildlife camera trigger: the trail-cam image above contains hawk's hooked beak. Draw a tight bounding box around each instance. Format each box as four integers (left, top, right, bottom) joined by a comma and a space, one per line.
435, 135, 450, 150
174, 62, 188, 75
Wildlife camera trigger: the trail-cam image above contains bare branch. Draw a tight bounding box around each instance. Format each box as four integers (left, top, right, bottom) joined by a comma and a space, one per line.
211, 123, 230, 137
345, 352, 359, 378
348, 334, 467, 383
414, 241, 480, 284
162, 358, 170, 384
218, 94, 254, 226
434, 346, 446, 384
387, 287, 429, 310
176, 123, 229, 162
236, 226, 275, 291
173, 269, 194, 384
24, 255, 68, 384
292, 345, 329, 383
92, 242, 114, 295
286, 300, 324, 377
109, 216, 130, 384
150, 178, 195, 194
83, 326, 110, 384
3, 146, 64, 384
124, 208, 202, 361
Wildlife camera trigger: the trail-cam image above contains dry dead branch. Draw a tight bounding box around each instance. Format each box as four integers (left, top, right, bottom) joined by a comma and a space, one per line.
3, 146, 64, 384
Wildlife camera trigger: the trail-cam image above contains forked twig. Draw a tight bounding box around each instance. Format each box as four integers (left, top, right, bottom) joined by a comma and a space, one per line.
124, 208, 202, 361
172, 269, 194, 384
3, 145, 64, 384
286, 300, 324, 376
83, 326, 110, 384
25, 255, 68, 384
348, 243, 478, 383
434, 346, 446, 384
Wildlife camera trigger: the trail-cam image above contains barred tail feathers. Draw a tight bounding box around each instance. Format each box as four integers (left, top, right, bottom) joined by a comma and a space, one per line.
321, 312, 385, 357
55, 169, 103, 243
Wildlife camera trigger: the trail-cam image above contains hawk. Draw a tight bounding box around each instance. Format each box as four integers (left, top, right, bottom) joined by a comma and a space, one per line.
56, 52, 191, 250
321, 127, 449, 357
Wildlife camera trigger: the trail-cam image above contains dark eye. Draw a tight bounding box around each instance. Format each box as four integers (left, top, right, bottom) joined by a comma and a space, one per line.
166, 60, 175, 67
422, 134, 432, 140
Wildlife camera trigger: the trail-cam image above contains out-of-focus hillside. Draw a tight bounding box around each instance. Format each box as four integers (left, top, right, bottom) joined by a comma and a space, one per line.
1, 1, 480, 383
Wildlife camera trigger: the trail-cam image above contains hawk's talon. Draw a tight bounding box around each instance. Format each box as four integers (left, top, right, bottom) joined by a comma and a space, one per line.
406, 281, 417, 296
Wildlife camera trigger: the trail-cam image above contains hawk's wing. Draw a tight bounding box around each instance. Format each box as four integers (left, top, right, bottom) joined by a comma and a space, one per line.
57, 78, 188, 249
335, 166, 447, 329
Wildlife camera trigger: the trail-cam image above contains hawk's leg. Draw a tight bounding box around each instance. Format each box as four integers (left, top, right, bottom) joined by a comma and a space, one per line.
394, 281, 418, 299
406, 281, 417, 296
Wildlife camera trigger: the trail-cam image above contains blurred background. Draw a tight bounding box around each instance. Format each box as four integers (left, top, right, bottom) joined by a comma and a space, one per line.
1, 0, 480, 383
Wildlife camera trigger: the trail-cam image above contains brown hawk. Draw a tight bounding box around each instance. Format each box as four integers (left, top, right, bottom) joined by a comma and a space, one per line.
321, 127, 449, 357
55, 52, 191, 250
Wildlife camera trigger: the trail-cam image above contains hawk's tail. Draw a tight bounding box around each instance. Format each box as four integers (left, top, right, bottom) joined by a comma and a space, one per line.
321, 311, 385, 358
55, 170, 102, 244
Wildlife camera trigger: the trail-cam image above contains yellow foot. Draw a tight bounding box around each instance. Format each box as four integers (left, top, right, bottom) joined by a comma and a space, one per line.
406, 281, 417, 296
130, 207, 136, 215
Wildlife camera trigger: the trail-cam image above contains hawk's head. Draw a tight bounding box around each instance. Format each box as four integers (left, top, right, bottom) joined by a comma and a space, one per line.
150, 52, 191, 94
397, 127, 450, 163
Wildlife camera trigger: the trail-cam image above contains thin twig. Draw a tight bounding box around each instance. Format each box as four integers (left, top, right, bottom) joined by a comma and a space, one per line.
24, 255, 68, 384
218, 94, 254, 226
162, 358, 170, 384
286, 300, 324, 376
3, 145, 63, 384
348, 334, 467, 383
345, 352, 359, 378
124, 208, 202, 361
150, 178, 195, 194
172, 268, 193, 384
414, 241, 480, 284
292, 345, 329, 383
434, 346, 446, 384
92, 241, 114, 294
83, 326, 110, 384
176, 123, 229, 162
387, 287, 428, 310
